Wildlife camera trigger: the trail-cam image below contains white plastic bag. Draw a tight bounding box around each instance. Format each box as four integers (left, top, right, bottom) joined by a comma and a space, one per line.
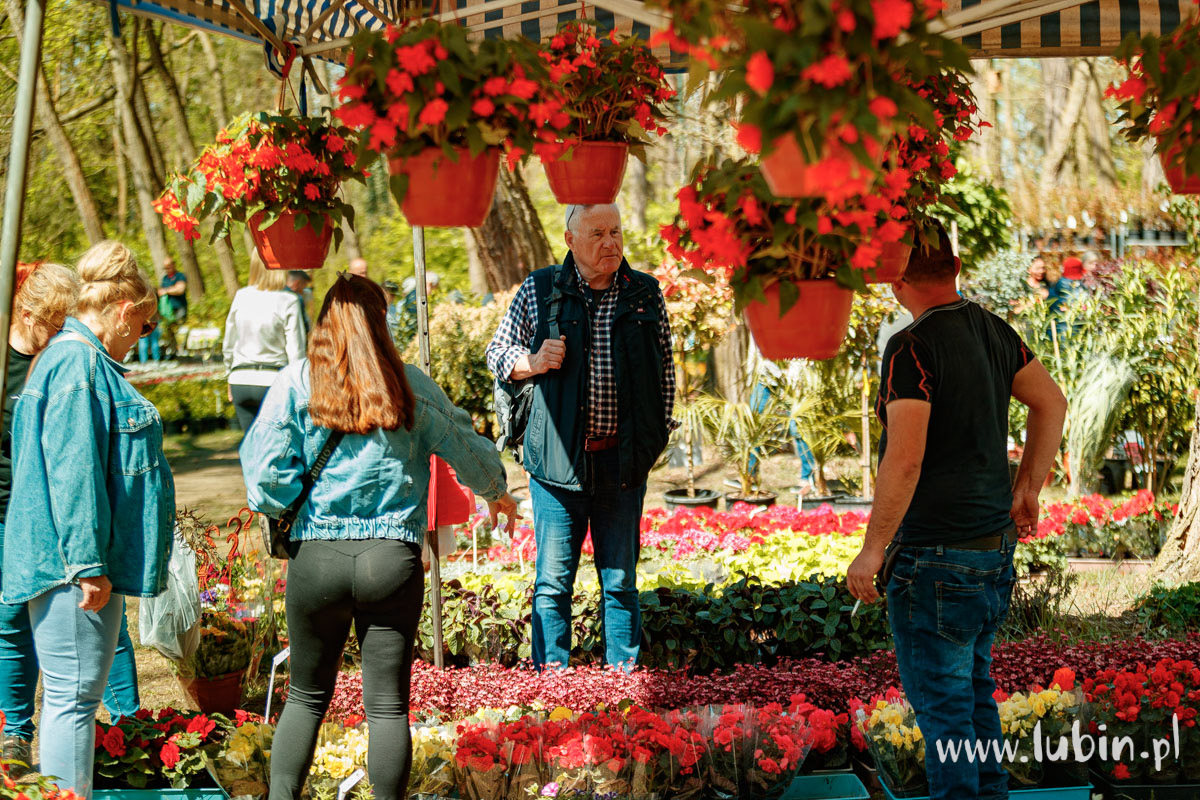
139, 528, 201, 662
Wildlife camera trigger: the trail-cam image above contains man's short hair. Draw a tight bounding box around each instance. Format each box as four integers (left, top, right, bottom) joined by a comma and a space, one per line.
905, 224, 958, 285
565, 204, 592, 233
287, 270, 312, 285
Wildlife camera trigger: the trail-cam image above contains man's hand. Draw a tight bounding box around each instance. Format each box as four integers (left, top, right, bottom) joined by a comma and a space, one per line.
1011, 487, 1040, 537
157, 287, 167, 296
847, 545, 886, 604
488, 493, 520, 535
78, 576, 112, 612
531, 336, 566, 374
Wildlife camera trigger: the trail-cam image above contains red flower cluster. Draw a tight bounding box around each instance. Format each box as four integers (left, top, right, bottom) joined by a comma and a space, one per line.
94, 708, 231, 789
533, 21, 674, 152
1032, 490, 1174, 542
335, 19, 567, 169
157, 112, 362, 242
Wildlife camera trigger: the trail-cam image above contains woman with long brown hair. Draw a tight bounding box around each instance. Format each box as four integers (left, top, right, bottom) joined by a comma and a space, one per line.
241, 274, 516, 800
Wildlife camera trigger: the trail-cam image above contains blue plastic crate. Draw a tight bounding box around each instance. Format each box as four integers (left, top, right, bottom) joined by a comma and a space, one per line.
880, 780, 1092, 800
94, 789, 228, 800
782, 772, 871, 799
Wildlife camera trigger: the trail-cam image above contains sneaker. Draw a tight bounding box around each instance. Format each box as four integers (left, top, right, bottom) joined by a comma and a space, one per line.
2, 735, 34, 778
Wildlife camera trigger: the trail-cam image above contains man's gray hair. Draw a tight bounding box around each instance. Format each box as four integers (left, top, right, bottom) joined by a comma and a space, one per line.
565, 203, 620, 233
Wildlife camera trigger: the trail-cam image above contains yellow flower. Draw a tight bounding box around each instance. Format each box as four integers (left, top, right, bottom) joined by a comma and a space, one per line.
550, 707, 573, 722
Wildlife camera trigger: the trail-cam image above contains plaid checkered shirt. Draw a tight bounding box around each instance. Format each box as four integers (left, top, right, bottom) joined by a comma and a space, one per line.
486, 265, 677, 438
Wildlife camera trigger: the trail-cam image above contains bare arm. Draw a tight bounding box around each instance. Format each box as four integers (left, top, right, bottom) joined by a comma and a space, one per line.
847, 399, 930, 603
1009, 359, 1067, 533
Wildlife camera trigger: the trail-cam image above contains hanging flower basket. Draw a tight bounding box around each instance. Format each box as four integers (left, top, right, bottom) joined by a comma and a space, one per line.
760, 136, 876, 202
543, 141, 631, 204
248, 209, 334, 270
156, 111, 364, 254
179, 670, 244, 717
869, 241, 912, 284
1159, 144, 1200, 194
742, 278, 853, 360
387, 147, 500, 228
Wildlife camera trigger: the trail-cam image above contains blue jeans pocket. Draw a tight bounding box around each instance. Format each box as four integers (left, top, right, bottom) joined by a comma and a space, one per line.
935, 580, 987, 646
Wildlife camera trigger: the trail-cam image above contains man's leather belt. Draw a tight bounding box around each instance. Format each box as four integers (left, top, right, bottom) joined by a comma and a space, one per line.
945, 527, 1019, 551
584, 435, 618, 452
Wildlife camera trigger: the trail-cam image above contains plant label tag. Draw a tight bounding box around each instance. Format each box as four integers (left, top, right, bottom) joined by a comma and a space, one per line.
338, 769, 366, 800
264, 646, 291, 721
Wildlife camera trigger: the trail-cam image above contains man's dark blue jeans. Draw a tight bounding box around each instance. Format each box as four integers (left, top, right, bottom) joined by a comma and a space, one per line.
886, 536, 1017, 800
529, 447, 645, 670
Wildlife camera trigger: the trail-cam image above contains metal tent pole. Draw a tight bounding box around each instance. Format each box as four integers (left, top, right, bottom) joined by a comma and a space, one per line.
0, 0, 47, 405
413, 226, 445, 669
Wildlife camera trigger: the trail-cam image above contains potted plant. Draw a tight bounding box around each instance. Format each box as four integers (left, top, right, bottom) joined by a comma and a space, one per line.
1109, 13, 1200, 193
531, 21, 674, 204
335, 19, 557, 227
650, 0, 968, 204
653, 258, 734, 509
93, 709, 232, 796
175, 611, 254, 716
157, 111, 365, 269
664, 158, 903, 360
692, 381, 811, 506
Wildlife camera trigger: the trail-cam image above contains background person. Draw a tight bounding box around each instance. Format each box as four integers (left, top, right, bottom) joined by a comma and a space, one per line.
847, 225, 1066, 800
486, 203, 676, 670
348, 257, 369, 279
285, 270, 314, 336
156, 256, 186, 359
241, 274, 517, 800
223, 252, 307, 433
2, 241, 175, 799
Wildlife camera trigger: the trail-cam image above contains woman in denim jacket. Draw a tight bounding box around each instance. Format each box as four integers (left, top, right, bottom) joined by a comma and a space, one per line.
1, 241, 173, 799
241, 274, 516, 800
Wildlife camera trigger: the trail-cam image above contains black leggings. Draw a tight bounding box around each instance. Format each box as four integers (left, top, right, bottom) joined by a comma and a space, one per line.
269, 539, 424, 800
230, 383, 271, 432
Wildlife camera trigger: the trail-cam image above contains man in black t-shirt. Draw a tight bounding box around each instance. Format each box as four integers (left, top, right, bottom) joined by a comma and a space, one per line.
848, 225, 1066, 800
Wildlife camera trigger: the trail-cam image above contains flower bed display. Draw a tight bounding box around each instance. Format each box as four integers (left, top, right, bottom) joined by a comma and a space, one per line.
93, 710, 232, 790
138, 377, 236, 430
1032, 490, 1177, 559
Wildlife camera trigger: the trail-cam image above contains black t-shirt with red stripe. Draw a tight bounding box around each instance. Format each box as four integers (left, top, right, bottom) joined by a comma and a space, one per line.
876, 299, 1034, 545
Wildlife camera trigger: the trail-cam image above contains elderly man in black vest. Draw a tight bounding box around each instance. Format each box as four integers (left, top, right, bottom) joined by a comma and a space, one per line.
486, 203, 676, 669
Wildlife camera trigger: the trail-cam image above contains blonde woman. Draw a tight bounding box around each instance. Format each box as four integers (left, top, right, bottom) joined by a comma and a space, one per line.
223, 251, 307, 431
1, 241, 175, 798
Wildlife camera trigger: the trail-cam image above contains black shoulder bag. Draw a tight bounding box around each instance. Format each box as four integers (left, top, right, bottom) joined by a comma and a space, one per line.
260, 430, 345, 559
493, 265, 563, 455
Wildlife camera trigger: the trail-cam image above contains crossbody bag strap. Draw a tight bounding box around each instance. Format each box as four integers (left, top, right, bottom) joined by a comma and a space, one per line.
277, 429, 345, 533
545, 264, 563, 340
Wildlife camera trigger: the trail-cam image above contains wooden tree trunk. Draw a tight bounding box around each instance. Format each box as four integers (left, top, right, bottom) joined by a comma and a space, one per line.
1038, 62, 1090, 199
148, 24, 239, 297
197, 33, 231, 130
1086, 65, 1118, 188
4, 0, 105, 244
113, 123, 128, 237
711, 323, 748, 402
623, 156, 649, 236
465, 167, 553, 292
1154, 387, 1200, 581
1042, 59, 1071, 149
109, 32, 170, 278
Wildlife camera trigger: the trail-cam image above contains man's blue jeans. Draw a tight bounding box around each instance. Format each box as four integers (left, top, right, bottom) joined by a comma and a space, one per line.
137, 325, 161, 362
886, 536, 1017, 800
1, 545, 139, 739
529, 447, 645, 669
746, 384, 814, 482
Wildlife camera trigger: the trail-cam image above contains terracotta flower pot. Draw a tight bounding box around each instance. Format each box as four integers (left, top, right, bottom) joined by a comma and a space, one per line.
387, 147, 500, 227
742, 278, 853, 360
869, 241, 912, 284
248, 210, 333, 270
1159, 143, 1200, 194
760, 135, 873, 200
179, 670, 244, 716
542, 141, 630, 204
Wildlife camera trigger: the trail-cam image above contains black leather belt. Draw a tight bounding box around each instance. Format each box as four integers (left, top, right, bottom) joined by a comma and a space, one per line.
945, 527, 1019, 551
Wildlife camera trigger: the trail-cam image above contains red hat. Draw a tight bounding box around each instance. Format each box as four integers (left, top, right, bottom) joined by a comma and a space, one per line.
1062, 257, 1084, 280
14, 261, 42, 299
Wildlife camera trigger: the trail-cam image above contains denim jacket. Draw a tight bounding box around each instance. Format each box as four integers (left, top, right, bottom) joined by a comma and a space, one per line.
1, 318, 176, 604
241, 360, 507, 544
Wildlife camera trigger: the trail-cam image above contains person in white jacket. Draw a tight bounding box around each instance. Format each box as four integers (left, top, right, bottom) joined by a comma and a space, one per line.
224, 251, 307, 432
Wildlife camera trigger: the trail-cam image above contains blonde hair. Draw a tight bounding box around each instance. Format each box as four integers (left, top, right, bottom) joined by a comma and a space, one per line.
249, 250, 288, 292
75, 241, 156, 317
14, 263, 79, 323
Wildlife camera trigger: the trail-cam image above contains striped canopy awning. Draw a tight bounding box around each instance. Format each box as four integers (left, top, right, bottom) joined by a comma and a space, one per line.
98, 0, 1198, 60
940, 0, 1197, 57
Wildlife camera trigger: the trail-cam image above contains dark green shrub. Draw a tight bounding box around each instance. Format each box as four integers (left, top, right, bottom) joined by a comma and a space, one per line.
1135, 582, 1200, 634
